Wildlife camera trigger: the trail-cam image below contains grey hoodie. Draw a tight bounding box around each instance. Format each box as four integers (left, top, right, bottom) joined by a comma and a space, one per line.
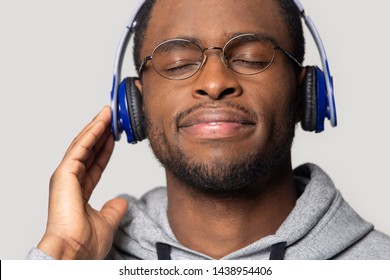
27, 163, 390, 260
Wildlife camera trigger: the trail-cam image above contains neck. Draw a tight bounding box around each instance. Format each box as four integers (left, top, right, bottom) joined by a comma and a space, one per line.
166, 156, 297, 259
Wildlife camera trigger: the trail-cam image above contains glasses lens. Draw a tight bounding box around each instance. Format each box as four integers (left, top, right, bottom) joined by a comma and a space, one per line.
224, 35, 276, 75
152, 39, 203, 80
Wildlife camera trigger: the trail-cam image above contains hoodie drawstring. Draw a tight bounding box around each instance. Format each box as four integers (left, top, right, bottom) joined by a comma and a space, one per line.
156, 242, 172, 260
156, 241, 287, 260
269, 242, 287, 260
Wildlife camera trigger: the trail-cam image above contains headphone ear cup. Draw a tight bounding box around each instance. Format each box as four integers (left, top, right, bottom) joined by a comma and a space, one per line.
124, 77, 146, 142
301, 66, 318, 132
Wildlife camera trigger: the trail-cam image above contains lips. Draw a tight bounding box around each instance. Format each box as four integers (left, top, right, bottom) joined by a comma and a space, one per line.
177, 106, 256, 139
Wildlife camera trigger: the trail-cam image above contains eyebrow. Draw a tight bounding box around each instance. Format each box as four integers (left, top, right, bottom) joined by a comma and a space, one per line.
227, 32, 281, 46
165, 32, 282, 48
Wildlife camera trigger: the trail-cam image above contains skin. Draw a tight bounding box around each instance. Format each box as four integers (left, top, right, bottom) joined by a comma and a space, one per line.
37, 0, 305, 259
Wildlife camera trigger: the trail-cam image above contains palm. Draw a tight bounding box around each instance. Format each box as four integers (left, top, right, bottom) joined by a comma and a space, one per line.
38, 107, 128, 259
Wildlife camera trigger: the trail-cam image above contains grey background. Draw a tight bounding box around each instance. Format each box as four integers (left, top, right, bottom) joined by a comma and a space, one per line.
1, 0, 389, 259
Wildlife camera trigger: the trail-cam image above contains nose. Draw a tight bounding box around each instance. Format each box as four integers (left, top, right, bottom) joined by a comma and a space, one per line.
191, 50, 243, 100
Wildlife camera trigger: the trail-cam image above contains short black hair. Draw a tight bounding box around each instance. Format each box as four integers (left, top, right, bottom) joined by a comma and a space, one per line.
132, 0, 304, 74
133, 0, 156, 73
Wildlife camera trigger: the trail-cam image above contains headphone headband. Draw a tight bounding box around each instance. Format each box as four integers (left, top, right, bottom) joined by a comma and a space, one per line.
293, 0, 337, 128
111, 0, 146, 141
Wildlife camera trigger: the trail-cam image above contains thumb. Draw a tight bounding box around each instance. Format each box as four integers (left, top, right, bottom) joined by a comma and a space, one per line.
100, 198, 128, 231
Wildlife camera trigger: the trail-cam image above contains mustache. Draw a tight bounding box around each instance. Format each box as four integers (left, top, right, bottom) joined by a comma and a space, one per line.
173, 101, 259, 126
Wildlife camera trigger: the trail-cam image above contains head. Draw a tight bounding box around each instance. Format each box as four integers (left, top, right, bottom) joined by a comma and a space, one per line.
132, 0, 305, 196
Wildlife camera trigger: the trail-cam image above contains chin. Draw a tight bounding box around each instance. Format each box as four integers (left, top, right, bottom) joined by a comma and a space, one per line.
161, 142, 292, 197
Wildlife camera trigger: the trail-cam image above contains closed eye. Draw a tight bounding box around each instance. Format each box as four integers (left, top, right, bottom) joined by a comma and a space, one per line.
230, 59, 271, 69
161, 59, 201, 75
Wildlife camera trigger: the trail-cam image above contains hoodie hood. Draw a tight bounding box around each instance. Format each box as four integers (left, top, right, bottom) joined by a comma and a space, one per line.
109, 163, 374, 260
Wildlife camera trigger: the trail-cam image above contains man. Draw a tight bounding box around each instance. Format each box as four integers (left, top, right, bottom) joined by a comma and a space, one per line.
27, 0, 390, 260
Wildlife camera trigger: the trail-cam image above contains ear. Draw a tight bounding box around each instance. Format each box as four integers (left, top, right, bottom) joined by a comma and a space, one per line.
294, 67, 307, 124
134, 78, 145, 116
134, 79, 143, 96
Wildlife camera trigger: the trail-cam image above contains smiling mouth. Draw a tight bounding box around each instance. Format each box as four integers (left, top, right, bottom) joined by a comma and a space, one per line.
177, 107, 256, 139
181, 122, 255, 139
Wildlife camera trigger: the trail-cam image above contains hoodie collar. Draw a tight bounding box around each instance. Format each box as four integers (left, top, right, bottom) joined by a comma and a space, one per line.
113, 163, 373, 260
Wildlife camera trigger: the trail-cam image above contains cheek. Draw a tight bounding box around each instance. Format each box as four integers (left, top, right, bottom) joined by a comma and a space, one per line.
264, 69, 297, 113
248, 82, 294, 118
143, 93, 166, 135
141, 80, 185, 139
243, 72, 298, 138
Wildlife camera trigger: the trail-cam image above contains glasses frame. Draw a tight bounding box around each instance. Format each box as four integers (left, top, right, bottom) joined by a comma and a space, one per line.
138, 33, 302, 80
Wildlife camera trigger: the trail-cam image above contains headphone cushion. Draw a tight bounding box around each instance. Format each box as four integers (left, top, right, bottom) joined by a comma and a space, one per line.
301, 66, 318, 132
124, 77, 146, 142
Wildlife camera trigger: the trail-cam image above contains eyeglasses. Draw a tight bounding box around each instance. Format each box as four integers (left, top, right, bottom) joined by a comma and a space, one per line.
138, 33, 302, 80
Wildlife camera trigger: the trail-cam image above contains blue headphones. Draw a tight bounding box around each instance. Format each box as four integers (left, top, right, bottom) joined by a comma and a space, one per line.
110, 0, 337, 143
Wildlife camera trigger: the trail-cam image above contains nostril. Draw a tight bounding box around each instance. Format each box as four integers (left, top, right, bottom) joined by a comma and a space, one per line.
195, 89, 209, 96
221, 88, 236, 97
195, 87, 237, 100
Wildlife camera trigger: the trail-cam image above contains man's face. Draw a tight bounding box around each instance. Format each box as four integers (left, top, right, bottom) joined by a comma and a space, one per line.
137, 0, 301, 195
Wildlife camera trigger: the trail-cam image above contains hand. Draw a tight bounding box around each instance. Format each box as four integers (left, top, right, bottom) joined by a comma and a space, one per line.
37, 106, 128, 259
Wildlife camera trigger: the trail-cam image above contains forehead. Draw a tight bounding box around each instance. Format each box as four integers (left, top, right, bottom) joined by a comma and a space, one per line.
143, 0, 289, 51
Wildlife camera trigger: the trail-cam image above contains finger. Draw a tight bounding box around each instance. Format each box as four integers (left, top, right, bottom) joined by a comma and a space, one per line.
73, 106, 111, 144
82, 134, 115, 201
51, 107, 112, 205
65, 106, 111, 155
52, 117, 108, 200
65, 118, 108, 168
84, 125, 112, 171
100, 198, 129, 231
